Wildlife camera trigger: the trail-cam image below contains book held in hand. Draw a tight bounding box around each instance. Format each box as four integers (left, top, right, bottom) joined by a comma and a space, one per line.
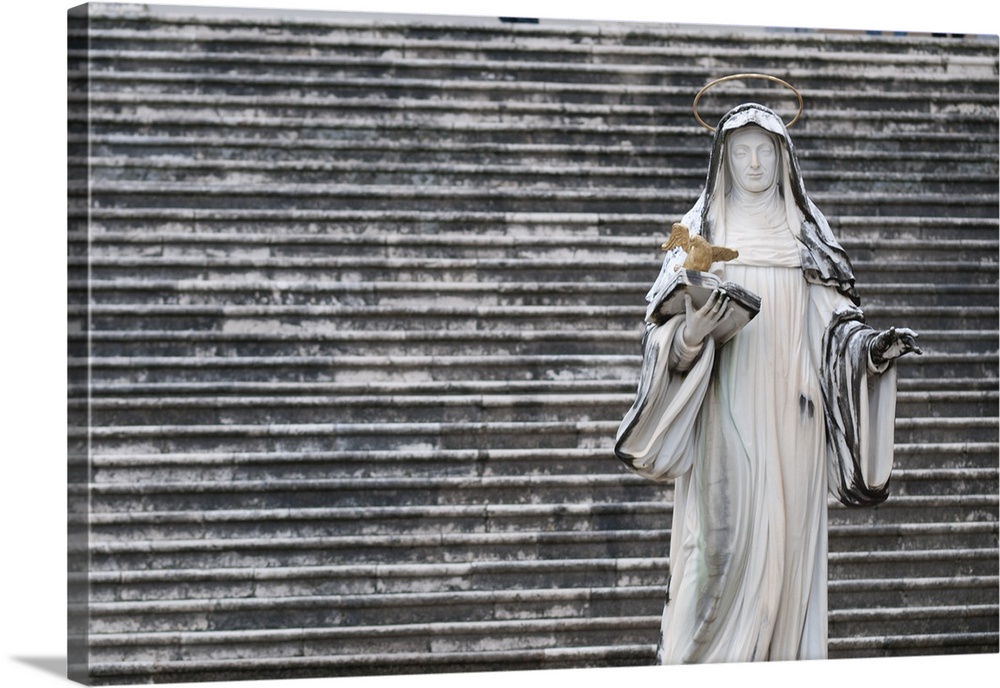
645, 269, 762, 344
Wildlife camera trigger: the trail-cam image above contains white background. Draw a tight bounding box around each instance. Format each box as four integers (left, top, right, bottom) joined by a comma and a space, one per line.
2, 1, 997, 687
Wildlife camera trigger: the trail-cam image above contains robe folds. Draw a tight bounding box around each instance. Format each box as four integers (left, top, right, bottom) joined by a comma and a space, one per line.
614, 104, 900, 664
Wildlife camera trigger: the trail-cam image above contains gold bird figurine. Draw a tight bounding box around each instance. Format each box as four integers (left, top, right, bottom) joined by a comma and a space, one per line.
661, 223, 739, 272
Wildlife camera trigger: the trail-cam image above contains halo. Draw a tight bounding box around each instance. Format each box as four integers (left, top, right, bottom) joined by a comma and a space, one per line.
692, 73, 804, 132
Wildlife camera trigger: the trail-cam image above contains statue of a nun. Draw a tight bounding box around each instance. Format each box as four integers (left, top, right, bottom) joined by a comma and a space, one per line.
615, 94, 921, 664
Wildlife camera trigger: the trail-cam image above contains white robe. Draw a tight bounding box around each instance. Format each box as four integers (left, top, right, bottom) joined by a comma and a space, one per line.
615, 207, 898, 665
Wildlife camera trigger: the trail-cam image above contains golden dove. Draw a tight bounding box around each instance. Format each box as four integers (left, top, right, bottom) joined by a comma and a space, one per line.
661, 223, 739, 272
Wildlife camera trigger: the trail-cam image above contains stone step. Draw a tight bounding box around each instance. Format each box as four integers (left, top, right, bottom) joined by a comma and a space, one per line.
67, 350, 997, 384
80, 604, 998, 665
827, 547, 1000, 582
826, 519, 998, 550
67, 207, 1000, 242
78, 572, 996, 654
68, 252, 999, 282
78, 156, 1000, 197
886, 438, 1000, 470
82, 565, 998, 620
67, 329, 653, 358
71, 7, 995, 55
83, 557, 669, 602
71, 15, 999, 64
829, 602, 998, 639
894, 416, 999, 444
79, 644, 651, 685
67, 42, 1000, 93
73, 305, 645, 335
83, 456, 998, 505
74, 280, 654, 308
79, 422, 618, 454
70, 231, 665, 258
73, 134, 1000, 177
85, 529, 670, 573
83, 445, 622, 481
81, 470, 995, 523
70, 114, 999, 162
69, 270, 1000, 304
828, 632, 999, 659
72, 44, 991, 84
79, 560, 998, 638
68, 228, 1000, 265
70, 93, 1000, 140
85, 500, 672, 540
828, 575, 1000, 612
71, 353, 643, 385
83, 505, 997, 559
71, 375, 1000, 396
72, 66, 1000, 113
72, 279, 997, 313
82, 582, 662, 632
78, 391, 635, 427
71, 179, 999, 217
69, 328, 998, 358
74, 388, 998, 427
86, 615, 661, 665
83, 470, 656, 511
81, 440, 998, 481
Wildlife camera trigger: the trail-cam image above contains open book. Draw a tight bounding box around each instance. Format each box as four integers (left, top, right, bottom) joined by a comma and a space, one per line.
645, 269, 762, 344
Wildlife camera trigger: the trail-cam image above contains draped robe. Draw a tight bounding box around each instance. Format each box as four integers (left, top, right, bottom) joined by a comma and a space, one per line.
614, 104, 900, 664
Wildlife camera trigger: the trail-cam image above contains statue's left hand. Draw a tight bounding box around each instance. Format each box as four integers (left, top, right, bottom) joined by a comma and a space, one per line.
870, 327, 922, 366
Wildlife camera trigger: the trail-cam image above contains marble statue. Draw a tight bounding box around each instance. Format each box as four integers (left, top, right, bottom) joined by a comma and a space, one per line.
614, 100, 921, 664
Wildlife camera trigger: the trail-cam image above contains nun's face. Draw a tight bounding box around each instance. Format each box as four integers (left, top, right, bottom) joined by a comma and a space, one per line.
727, 127, 778, 194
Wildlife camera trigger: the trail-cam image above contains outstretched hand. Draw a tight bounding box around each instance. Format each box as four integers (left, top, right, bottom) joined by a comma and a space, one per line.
681, 289, 733, 348
870, 327, 922, 366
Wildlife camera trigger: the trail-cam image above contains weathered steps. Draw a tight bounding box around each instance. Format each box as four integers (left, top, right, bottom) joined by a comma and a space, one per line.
69, 6, 996, 53
65, 328, 1000, 358
80, 439, 1000, 475
86, 616, 662, 664
72, 280, 998, 316
67, 93, 1000, 141
69, 329, 655, 358
84, 530, 670, 572
82, 515, 997, 568
66, 40, 1000, 93
67, 253, 999, 286
828, 631, 999, 659
69, 16, 1000, 66
829, 574, 1000, 610
76, 157, 1000, 199
80, 644, 652, 685
82, 557, 670, 602
67, 209, 999, 241
66, 351, 994, 384
84, 502, 672, 543
72, 181, 999, 217
72, 388, 998, 427
71, 134, 1000, 179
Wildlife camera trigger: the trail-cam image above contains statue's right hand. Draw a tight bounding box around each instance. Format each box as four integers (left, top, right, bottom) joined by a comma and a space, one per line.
681, 289, 732, 348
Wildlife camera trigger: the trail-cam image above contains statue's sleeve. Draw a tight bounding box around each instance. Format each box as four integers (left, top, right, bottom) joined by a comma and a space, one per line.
812, 294, 898, 507
614, 317, 715, 482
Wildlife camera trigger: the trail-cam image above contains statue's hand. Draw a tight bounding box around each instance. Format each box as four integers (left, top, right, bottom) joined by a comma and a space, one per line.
870, 327, 922, 366
681, 289, 732, 348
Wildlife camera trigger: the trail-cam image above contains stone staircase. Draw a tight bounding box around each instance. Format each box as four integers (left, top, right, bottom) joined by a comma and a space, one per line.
68, 4, 998, 684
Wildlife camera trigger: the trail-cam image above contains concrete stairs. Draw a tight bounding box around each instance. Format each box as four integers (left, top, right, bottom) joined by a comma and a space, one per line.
68, 3, 998, 683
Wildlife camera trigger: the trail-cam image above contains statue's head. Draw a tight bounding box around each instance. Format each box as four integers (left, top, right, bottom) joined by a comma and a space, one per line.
701, 104, 793, 204
725, 125, 779, 194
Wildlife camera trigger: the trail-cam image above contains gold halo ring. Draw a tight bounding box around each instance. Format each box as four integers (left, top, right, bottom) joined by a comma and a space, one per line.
692, 73, 804, 132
